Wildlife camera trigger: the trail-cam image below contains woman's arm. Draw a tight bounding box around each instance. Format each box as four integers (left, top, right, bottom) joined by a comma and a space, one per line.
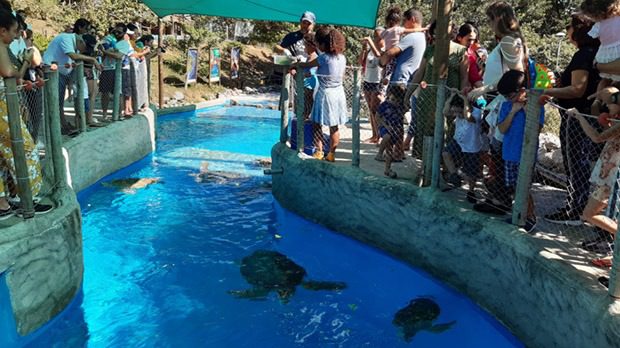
296, 56, 319, 69
597, 59, 620, 76
544, 70, 589, 99
365, 38, 382, 58
574, 112, 620, 143
0, 45, 27, 78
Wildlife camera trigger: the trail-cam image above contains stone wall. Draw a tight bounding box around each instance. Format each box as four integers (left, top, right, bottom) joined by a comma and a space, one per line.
0, 188, 81, 337
64, 109, 156, 193
271, 143, 620, 348
0, 109, 156, 339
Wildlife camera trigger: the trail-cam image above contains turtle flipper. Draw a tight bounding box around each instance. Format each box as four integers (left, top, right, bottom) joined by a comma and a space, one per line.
302, 280, 347, 291
428, 320, 456, 334
276, 287, 296, 303
228, 287, 270, 300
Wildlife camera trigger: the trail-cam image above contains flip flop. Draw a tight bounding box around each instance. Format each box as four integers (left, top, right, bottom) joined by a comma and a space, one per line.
592, 257, 613, 268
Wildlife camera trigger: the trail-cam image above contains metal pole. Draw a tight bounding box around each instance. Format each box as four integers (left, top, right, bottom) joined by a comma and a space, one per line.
112, 58, 122, 121
44, 69, 66, 191
75, 62, 87, 132
295, 72, 304, 154
280, 72, 290, 143
130, 60, 138, 115
5, 78, 34, 218
608, 221, 620, 297
511, 89, 543, 226
158, 18, 164, 109
351, 68, 361, 167
146, 58, 151, 106
431, 80, 446, 188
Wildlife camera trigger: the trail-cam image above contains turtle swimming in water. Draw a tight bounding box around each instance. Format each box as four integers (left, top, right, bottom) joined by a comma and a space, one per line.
193, 161, 249, 184
228, 250, 347, 303
393, 298, 456, 342
102, 177, 161, 193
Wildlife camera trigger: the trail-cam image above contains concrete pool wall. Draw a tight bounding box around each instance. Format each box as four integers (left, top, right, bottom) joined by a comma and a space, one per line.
0, 109, 156, 339
271, 142, 620, 348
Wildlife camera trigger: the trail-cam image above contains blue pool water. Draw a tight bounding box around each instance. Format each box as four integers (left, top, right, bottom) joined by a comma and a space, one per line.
20, 106, 522, 347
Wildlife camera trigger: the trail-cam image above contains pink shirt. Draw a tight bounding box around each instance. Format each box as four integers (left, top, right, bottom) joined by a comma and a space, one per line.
381, 26, 406, 51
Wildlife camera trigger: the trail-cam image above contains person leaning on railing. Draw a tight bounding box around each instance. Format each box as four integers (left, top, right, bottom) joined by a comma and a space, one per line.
566, 85, 620, 268
0, 9, 51, 219
540, 13, 602, 225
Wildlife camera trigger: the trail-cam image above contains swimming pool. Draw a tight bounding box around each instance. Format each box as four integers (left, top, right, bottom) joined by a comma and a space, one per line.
20, 106, 522, 347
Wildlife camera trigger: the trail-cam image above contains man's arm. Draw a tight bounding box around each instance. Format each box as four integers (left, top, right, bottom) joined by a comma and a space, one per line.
380, 46, 401, 67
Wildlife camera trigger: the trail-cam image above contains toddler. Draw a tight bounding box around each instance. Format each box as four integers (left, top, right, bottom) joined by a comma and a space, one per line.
376, 87, 406, 178
581, 0, 620, 116
442, 93, 483, 203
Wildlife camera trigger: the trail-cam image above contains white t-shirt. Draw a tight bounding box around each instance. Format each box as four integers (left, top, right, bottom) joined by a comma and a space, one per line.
363, 50, 382, 83
382, 26, 405, 51
43, 33, 76, 76
454, 107, 483, 153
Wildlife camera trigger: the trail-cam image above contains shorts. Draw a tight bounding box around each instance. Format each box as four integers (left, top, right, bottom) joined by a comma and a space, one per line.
445, 140, 480, 179
84, 67, 95, 81
363, 81, 381, 94
99, 70, 115, 94
121, 69, 133, 97
504, 160, 520, 188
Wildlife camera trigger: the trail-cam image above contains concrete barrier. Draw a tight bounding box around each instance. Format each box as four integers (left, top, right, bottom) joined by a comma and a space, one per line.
271, 142, 620, 348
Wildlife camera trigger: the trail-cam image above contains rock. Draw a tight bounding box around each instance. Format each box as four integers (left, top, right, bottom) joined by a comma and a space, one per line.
173, 92, 185, 101
539, 132, 560, 152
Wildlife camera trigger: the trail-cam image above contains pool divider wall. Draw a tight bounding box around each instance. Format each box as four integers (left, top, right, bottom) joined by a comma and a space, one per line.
0, 188, 82, 337
271, 142, 620, 348
63, 108, 156, 193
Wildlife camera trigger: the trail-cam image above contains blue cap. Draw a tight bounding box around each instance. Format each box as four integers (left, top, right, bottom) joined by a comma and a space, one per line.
301, 11, 316, 24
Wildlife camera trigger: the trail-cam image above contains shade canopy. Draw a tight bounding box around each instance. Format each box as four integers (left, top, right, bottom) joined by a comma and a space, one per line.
141, 0, 381, 28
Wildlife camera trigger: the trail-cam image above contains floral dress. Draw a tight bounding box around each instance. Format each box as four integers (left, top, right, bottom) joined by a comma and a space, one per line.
0, 80, 42, 198
589, 137, 620, 202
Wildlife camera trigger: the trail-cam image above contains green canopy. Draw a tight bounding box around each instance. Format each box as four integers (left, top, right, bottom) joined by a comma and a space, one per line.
141, 0, 381, 28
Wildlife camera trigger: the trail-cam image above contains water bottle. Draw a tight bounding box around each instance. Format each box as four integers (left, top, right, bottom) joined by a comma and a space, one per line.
474, 96, 487, 109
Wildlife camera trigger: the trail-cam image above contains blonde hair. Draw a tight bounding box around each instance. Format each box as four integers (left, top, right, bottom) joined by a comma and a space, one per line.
580, 0, 620, 20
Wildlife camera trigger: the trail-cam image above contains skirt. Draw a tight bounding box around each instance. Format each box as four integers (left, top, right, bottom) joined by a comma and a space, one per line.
311, 86, 348, 127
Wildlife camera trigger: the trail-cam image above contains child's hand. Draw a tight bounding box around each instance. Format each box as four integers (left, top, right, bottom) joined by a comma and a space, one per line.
419, 81, 427, 89
510, 102, 524, 114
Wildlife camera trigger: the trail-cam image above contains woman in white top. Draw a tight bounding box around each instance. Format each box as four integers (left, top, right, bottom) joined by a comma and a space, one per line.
358, 28, 385, 143
468, 1, 527, 214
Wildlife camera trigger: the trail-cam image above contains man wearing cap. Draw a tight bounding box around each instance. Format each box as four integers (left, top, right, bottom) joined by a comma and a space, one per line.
274, 11, 315, 61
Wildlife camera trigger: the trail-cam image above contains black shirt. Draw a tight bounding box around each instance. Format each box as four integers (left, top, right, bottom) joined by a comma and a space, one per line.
280, 31, 307, 59
558, 46, 600, 112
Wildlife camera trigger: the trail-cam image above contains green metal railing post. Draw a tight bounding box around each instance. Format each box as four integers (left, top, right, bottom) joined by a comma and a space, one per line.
130, 60, 138, 115
112, 58, 122, 121
512, 89, 543, 226
280, 72, 291, 143
431, 80, 447, 189
75, 62, 87, 132
5, 78, 34, 218
294, 71, 304, 154
44, 69, 67, 191
351, 68, 361, 167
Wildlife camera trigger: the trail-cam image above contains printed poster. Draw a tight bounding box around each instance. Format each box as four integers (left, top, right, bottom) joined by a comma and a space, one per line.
186, 48, 199, 86
209, 47, 221, 83
231, 47, 240, 80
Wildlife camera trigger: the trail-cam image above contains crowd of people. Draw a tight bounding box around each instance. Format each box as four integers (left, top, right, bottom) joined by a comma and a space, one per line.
0, 1, 159, 221
277, 1, 620, 270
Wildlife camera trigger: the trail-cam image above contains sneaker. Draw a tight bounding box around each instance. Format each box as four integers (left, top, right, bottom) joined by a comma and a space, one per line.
34, 203, 53, 215
0, 208, 13, 221
544, 209, 581, 226
524, 217, 537, 233
448, 173, 462, 187
582, 240, 613, 254
312, 151, 324, 160
466, 191, 478, 204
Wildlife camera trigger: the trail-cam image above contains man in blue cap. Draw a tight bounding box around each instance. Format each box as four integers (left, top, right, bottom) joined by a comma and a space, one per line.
274, 11, 315, 61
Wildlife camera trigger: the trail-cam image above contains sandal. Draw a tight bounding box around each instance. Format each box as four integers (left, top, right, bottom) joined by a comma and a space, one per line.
325, 152, 335, 162
384, 170, 397, 179
592, 257, 613, 268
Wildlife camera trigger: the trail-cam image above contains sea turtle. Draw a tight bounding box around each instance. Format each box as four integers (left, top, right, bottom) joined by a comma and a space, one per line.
228, 250, 347, 303
392, 298, 456, 342
193, 161, 248, 184
102, 177, 161, 193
